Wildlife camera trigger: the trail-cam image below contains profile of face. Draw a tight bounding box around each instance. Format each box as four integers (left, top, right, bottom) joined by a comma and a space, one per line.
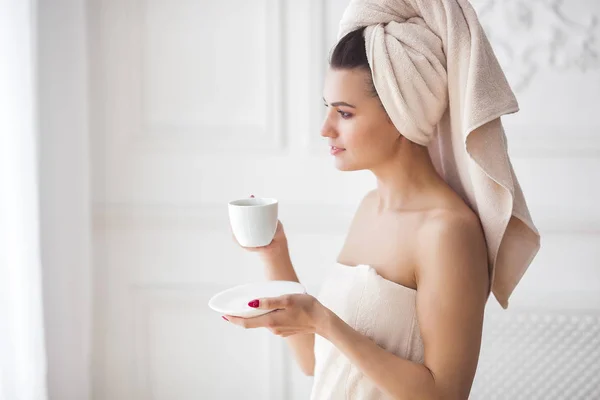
321, 67, 401, 171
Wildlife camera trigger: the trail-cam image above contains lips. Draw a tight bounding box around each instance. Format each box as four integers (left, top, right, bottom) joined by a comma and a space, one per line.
330, 146, 346, 155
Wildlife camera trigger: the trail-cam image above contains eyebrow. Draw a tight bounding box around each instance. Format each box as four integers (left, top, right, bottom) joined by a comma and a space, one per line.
323, 97, 356, 108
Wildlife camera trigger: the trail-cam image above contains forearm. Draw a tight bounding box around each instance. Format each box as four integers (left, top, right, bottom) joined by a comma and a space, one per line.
320, 311, 440, 400
261, 251, 315, 375
261, 250, 299, 282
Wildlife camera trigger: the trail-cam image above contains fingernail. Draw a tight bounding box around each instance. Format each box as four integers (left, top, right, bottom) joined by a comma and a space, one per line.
222, 316, 228, 321
248, 300, 259, 308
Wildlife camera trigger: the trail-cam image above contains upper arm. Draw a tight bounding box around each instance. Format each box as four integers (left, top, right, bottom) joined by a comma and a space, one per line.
415, 214, 489, 399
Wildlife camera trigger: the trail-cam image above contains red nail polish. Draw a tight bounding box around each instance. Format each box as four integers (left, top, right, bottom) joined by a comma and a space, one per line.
248, 300, 259, 308
222, 316, 228, 321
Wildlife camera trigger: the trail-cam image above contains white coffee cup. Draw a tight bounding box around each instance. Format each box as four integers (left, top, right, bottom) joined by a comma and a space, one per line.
228, 197, 278, 247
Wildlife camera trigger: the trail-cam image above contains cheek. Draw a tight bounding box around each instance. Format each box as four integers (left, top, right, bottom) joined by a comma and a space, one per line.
341, 121, 371, 152
349, 125, 398, 163
333, 117, 398, 169
334, 125, 376, 169
347, 126, 389, 159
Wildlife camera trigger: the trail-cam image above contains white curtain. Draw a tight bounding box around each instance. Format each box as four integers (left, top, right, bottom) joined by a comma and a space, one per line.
0, 1, 48, 399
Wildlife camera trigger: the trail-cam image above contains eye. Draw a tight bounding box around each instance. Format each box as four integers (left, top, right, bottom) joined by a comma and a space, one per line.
337, 110, 353, 119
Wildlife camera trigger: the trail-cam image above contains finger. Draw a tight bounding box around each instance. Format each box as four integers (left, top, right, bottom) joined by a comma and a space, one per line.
280, 331, 301, 338
267, 326, 303, 337
224, 312, 277, 329
247, 295, 293, 310
223, 315, 245, 328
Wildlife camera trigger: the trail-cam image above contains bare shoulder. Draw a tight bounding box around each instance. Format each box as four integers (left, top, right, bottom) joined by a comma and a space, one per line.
351, 189, 378, 217
361, 188, 378, 205
420, 206, 484, 246
416, 206, 489, 295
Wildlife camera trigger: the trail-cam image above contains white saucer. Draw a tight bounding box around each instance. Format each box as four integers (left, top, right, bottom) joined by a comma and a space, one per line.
208, 281, 306, 318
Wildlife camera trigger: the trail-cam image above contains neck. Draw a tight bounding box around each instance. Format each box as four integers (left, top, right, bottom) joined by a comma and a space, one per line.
370, 138, 444, 212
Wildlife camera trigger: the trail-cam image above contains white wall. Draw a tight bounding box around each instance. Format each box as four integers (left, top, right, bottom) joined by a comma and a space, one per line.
37, 0, 600, 398
37, 1, 92, 399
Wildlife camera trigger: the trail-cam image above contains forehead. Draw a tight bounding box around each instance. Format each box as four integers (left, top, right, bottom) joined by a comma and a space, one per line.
323, 68, 372, 101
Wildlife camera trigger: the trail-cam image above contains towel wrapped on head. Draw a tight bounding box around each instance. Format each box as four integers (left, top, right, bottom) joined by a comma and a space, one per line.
337, 0, 541, 308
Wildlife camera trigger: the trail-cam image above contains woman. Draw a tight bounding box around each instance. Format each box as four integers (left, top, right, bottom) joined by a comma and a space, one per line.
224, 1, 540, 398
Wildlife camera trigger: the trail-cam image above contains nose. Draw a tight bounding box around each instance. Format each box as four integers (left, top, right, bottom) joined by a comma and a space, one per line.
320, 112, 338, 139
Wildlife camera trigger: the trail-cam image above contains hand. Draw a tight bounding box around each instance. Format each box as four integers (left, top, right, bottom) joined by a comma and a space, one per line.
223, 294, 330, 337
231, 195, 289, 260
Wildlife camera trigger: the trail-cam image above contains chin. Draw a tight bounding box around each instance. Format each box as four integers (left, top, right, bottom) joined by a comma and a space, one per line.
334, 158, 360, 172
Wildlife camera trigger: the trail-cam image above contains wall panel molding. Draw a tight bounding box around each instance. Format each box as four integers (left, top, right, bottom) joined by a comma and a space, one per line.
308, 0, 327, 152
131, 283, 289, 400
506, 125, 600, 158
96, 0, 285, 156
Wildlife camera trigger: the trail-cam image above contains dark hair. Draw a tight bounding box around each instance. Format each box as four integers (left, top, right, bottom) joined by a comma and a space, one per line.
329, 27, 378, 97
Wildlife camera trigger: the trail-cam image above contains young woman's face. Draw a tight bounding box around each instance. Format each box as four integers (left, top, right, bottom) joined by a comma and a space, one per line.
321, 68, 400, 171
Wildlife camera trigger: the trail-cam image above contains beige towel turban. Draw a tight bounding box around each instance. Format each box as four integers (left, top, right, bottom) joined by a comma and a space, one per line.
338, 0, 541, 308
